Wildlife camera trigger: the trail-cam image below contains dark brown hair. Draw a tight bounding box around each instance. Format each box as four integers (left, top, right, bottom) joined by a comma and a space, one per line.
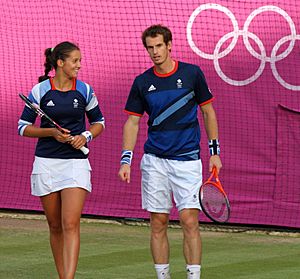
142, 24, 172, 48
38, 41, 80, 83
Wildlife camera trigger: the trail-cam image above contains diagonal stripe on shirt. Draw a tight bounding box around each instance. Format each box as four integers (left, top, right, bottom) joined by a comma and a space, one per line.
152, 91, 195, 126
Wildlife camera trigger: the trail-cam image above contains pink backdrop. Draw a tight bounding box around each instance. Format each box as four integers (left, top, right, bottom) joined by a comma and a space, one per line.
1, 0, 300, 228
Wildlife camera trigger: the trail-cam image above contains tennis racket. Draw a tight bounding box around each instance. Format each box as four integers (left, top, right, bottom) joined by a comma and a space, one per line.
19, 93, 89, 155
200, 167, 230, 223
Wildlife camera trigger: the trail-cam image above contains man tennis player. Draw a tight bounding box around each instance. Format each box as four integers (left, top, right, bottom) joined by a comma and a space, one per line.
118, 24, 222, 279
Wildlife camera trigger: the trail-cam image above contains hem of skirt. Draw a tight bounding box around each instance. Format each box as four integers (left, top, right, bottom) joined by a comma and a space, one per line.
31, 185, 91, 197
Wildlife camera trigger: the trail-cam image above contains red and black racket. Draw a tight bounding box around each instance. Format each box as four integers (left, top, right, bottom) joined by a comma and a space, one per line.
200, 167, 230, 223
19, 93, 89, 155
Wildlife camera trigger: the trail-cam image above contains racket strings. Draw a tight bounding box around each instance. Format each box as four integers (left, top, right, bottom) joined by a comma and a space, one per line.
201, 183, 229, 222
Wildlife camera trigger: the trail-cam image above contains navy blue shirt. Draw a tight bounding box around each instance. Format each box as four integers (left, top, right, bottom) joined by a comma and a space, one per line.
18, 78, 105, 159
125, 61, 213, 161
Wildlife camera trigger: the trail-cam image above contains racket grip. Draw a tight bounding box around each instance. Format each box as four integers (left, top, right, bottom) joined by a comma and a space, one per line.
80, 146, 89, 155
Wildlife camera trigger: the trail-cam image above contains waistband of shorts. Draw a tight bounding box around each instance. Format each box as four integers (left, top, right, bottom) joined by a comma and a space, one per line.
144, 152, 200, 161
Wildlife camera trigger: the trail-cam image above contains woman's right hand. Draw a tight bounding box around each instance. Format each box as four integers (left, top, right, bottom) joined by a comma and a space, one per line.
52, 128, 72, 143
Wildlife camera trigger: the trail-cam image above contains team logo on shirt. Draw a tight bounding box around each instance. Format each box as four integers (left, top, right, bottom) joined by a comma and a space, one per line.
148, 84, 156, 91
46, 100, 55, 106
73, 99, 79, 108
177, 79, 183, 88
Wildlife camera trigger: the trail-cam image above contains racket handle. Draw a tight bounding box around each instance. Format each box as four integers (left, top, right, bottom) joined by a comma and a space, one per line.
80, 146, 89, 155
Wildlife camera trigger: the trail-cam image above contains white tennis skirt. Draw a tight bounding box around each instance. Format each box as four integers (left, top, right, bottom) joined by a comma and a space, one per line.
31, 156, 92, 196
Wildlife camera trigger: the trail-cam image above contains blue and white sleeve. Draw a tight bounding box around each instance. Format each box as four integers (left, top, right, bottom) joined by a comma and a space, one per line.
85, 85, 105, 128
17, 90, 39, 136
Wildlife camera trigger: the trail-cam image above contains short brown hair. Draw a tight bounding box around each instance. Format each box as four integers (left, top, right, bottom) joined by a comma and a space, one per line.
142, 24, 172, 48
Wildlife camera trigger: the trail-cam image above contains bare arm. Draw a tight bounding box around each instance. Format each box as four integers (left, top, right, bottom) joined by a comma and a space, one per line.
118, 115, 141, 183
122, 115, 140, 150
23, 125, 72, 143
200, 102, 222, 173
90, 123, 105, 139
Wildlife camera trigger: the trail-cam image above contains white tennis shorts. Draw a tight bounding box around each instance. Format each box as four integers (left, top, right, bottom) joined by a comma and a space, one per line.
140, 153, 202, 213
31, 156, 92, 196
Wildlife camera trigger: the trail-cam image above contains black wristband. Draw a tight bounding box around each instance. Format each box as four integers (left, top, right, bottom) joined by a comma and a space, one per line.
208, 139, 220, 155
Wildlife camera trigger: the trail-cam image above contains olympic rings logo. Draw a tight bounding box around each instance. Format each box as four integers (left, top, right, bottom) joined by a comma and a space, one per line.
187, 4, 300, 91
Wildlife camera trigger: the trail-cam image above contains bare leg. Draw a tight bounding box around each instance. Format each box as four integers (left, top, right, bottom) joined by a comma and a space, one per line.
179, 209, 201, 264
61, 188, 87, 279
40, 192, 64, 279
150, 213, 170, 263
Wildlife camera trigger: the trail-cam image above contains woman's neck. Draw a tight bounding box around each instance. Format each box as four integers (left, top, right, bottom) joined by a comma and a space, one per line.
52, 76, 74, 92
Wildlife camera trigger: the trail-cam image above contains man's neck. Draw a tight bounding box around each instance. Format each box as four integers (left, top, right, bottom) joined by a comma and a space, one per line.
154, 59, 175, 75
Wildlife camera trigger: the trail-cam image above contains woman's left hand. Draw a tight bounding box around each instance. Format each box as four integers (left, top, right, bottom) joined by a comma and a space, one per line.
69, 135, 87, 150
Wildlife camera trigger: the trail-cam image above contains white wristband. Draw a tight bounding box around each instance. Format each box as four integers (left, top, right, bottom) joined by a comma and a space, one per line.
81, 131, 93, 143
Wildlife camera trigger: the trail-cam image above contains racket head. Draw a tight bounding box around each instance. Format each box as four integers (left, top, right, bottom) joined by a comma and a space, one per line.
200, 168, 230, 223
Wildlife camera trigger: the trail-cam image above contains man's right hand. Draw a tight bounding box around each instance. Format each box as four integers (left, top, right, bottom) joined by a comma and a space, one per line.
118, 164, 131, 183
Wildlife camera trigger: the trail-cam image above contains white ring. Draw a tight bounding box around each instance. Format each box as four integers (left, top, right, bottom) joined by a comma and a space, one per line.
243, 5, 296, 62
214, 30, 266, 86
187, 4, 300, 90
187, 3, 239, 60
270, 34, 300, 91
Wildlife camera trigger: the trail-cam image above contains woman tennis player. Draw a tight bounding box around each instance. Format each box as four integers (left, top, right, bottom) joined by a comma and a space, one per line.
18, 41, 105, 279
